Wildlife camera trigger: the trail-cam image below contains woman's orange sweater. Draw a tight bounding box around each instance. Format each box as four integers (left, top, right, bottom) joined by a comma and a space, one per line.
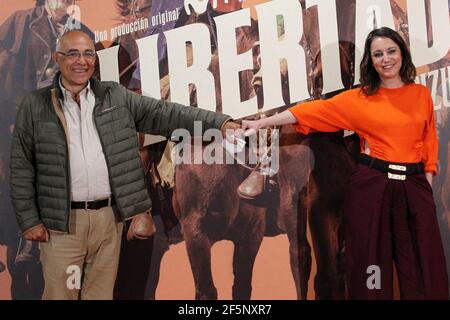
289, 84, 438, 174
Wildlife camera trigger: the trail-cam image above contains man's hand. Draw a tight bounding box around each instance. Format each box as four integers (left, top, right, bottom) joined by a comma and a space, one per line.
23, 224, 49, 242
221, 120, 244, 144
221, 120, 242, 136
127, 212, 156, 240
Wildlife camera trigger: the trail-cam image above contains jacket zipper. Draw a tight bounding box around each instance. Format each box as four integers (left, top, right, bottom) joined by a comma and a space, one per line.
92, 88, 125, 219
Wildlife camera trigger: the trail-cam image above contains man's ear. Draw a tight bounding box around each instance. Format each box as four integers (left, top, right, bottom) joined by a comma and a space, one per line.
53, 52, 60, 64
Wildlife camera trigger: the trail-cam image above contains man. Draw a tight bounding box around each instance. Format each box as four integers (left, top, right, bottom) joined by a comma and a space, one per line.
10, 30, 239, 300
0, 0, 94, 299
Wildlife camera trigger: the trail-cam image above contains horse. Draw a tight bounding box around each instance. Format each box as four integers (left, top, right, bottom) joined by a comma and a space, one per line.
170, 0, 360, 300
160, 3, 272, 300
146, 0, 358, 300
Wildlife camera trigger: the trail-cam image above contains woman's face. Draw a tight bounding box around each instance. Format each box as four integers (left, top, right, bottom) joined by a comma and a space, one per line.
370, 36, 403, 85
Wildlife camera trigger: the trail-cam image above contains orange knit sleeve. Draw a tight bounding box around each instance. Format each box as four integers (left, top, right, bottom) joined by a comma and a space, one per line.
421, 93, 438, 175
288, 91, 355, 135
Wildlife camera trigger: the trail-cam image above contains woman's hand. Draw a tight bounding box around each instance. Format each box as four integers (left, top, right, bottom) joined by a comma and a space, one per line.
241, 119, 263, 136
425, 172, 433, 187
242, 110, 298, 136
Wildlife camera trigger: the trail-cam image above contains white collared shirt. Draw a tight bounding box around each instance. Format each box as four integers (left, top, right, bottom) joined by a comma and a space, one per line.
59, 78, 111, 201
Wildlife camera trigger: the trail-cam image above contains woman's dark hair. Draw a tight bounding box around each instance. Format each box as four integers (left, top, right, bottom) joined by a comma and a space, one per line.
359, 27, 416, 95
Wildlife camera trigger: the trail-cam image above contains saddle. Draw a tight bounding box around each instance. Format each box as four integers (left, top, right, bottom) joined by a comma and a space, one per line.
140, 139, 179, 233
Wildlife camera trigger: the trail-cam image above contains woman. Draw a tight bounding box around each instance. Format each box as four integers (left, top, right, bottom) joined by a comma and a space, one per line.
242, 27, 449, 299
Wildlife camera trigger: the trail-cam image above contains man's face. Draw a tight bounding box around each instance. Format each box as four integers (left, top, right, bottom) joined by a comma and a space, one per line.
46, 0, 74, 22
54, 32, 96, 91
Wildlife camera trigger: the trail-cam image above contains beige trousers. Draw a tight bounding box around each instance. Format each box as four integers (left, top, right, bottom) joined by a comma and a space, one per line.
40, 206, 123, 300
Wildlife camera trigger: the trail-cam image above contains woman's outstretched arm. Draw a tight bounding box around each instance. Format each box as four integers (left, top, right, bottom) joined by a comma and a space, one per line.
241, 110, 297, 135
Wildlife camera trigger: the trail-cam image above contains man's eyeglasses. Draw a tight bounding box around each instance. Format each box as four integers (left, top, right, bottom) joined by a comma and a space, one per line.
57, 50, 97, 61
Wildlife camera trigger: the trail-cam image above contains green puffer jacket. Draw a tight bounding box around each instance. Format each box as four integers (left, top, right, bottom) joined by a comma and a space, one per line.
10, 74, 230, 233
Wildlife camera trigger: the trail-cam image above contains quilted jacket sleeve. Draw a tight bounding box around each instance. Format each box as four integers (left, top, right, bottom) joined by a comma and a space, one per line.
10, 95, 41, 232
119, 84, 231, 137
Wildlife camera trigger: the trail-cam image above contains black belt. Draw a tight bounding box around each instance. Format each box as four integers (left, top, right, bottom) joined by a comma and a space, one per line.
359, 154, 424, 178
71, 197, 115, 210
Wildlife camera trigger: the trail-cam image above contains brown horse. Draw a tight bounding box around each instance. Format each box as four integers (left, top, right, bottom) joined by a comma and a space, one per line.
111, 1, 269, 300
164, 4, 271, 300
171, 0, 359, 300
173, 148, 268, 299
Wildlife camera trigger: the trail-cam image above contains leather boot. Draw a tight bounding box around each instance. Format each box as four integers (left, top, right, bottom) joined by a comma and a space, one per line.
237, 171, 265, 200
127, 212, 156, 240
14, 238, 37, 265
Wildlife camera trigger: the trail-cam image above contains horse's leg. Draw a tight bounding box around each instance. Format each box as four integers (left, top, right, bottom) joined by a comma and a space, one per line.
182, 215, 217, 300
282, 188, 311, 300
144, 216, 171, 300
309, 198, 345, 299
231, 204, 265, 300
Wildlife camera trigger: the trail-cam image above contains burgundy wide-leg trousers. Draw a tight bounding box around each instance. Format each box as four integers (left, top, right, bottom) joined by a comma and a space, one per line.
344, 164, 449, 299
